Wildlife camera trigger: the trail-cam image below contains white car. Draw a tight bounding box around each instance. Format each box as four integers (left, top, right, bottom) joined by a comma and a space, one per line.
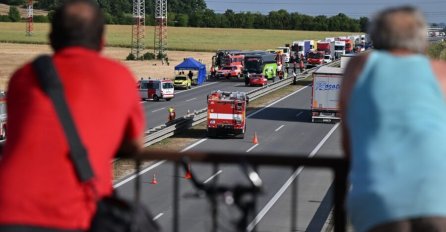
323, 55, 333, 64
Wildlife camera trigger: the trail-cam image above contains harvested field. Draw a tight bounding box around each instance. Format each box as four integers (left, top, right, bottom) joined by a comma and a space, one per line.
0, 22, 360, 51
0, 43, 213, 91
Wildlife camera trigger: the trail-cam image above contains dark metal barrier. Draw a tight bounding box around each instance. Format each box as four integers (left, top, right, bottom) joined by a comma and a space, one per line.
134, 150, 348, 232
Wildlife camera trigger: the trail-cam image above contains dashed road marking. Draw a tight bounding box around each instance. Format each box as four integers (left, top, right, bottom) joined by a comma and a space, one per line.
275, 125, 285, 132
185, 98, 197, 102
203, 170, 223, 184
152, 107, 165, 113
246, 144, 259, 153
153, 213, 164, 221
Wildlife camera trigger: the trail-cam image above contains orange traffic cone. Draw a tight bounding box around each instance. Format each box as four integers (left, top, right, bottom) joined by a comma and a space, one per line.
252, 132, 259, 144
184, 163, 192, 179
151, 173, 158, 185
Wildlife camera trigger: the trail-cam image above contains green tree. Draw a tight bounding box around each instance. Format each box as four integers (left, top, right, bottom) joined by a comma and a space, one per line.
359, 17, 369, 32
8, 6, 20, 22
175, 14, 188, 27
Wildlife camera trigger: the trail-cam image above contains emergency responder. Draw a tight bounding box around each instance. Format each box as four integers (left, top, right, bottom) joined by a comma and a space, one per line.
299, 59, 305, 73
285, 62, 290, 75
188, 70, 193, 81
168, 107, 176, 122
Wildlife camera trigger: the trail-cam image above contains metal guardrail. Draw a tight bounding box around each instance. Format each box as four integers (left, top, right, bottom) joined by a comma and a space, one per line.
143, 61, 341, 147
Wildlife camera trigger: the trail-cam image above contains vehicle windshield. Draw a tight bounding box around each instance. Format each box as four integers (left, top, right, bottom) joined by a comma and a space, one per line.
175, 76, 187, 81
245, 59, 262, 73
222, 67, 232, 70
163, 83, 174, 89
308, 53, 323, 59
335, 46, 344, 50
298, 46, 303, 52
324, 55, 331, 59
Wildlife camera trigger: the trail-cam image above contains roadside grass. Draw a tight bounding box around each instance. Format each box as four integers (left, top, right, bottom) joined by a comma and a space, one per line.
0, 22, 359, 52
113, 76, 313, 181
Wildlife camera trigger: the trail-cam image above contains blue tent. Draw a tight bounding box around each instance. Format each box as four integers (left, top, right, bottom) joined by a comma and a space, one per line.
174, 58, 206, 85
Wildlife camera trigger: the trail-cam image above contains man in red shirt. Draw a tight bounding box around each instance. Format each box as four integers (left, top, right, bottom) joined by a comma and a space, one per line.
0, 0, 144, 231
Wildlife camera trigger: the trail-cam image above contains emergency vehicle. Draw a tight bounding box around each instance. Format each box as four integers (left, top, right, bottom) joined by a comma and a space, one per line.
0, 92, 6, 140
207, 90, 248, 138
138, 79, 174, 101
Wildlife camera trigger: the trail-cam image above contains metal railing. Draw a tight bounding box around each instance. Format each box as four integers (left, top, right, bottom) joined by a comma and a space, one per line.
142, 61, 341, 147
132, 150, 348, 232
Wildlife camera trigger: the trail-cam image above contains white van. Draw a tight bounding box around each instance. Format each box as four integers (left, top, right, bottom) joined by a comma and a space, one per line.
138, 79, 174, 101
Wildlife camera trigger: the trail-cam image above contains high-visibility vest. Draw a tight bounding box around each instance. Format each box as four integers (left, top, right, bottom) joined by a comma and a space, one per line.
168, 108, 174, 113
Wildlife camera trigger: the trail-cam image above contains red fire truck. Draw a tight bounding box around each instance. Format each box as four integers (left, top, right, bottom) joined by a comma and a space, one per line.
207, 90, 248, 138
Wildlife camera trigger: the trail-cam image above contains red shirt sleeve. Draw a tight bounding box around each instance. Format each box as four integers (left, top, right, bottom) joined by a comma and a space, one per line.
125, 86, 145, 140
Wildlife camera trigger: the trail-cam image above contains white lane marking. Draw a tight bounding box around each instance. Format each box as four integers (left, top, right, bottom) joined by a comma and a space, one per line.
175, 82, 217, 94
153, 213, 164, 221
114, 160, 166, 188
296, 112, 303, 118
246, 144, 259, 153
247, 86, 309, 118
274, 125, 285, 132
152, 107, 165, 113
181, 138, 207, 152
203, 170, 223, 184
246, 123, 340, 232
114, 86, 310, 188
114, 139, 208, 189
185, 97, 197, 102
309, 123, 339, 158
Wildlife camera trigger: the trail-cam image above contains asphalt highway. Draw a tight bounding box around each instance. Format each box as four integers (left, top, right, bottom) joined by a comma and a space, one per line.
141, 79, 260, 131
116, 86, 344, 232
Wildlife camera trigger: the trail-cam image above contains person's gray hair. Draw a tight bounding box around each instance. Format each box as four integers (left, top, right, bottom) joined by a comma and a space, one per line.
368, 6, 427, 54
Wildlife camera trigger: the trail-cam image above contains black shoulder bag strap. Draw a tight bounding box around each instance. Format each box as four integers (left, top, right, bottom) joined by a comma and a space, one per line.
32, 55, 94, 183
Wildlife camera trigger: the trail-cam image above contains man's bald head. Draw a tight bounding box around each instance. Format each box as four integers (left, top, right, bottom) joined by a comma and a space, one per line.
50, 0, 105, 52
369, 6, 427, 54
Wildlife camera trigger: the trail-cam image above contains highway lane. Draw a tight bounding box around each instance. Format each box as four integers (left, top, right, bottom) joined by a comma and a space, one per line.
140, 79, 259, 130
116, 85, 343, 231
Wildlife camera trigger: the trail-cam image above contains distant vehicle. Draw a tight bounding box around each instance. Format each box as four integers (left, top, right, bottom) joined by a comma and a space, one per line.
249, 74, 268, 87
212, 50, 242, 70
216, 66, 242, 79
174, 75, 191, 89
291, 40, 311, 59
334, 41, 346, 59
207, 90, 248, 138
311, 66, 343, 123
138, 79, 174, 101
307, 51, 325, 67
0, 93, 6, 140
338, 38, 354, 54
317, 41, 335, 57
243, 53, 278, 80
277, 46, 291, 63
323, 55, 333, 64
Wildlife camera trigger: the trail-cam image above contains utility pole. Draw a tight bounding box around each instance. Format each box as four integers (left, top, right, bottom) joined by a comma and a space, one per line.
26, 0, 33, 36
131, 0, 145, 59
154, 0, 167, 59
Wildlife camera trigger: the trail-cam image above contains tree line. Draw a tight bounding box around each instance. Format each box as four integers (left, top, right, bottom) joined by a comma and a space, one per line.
0, 0, 368, 32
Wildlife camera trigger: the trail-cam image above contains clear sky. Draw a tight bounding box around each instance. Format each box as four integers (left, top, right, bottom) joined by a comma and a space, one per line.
204, 0, 446, 24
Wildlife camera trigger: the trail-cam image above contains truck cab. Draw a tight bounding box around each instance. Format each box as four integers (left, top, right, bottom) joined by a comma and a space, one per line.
138, 79, 174, 101
207, 90, 248, 138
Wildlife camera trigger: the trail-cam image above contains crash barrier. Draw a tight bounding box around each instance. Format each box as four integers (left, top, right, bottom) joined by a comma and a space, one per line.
128, 150, 348, 232
142, 60, 341, 147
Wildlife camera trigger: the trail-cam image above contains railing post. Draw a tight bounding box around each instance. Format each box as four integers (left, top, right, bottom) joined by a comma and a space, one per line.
173, 161, 180, 232
211, 163, 219, 232
291, 166, 298, 232
333, 164, 347, 232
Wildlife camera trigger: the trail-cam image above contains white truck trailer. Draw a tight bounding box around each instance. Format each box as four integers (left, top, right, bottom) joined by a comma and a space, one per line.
311, 66, 344, 123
